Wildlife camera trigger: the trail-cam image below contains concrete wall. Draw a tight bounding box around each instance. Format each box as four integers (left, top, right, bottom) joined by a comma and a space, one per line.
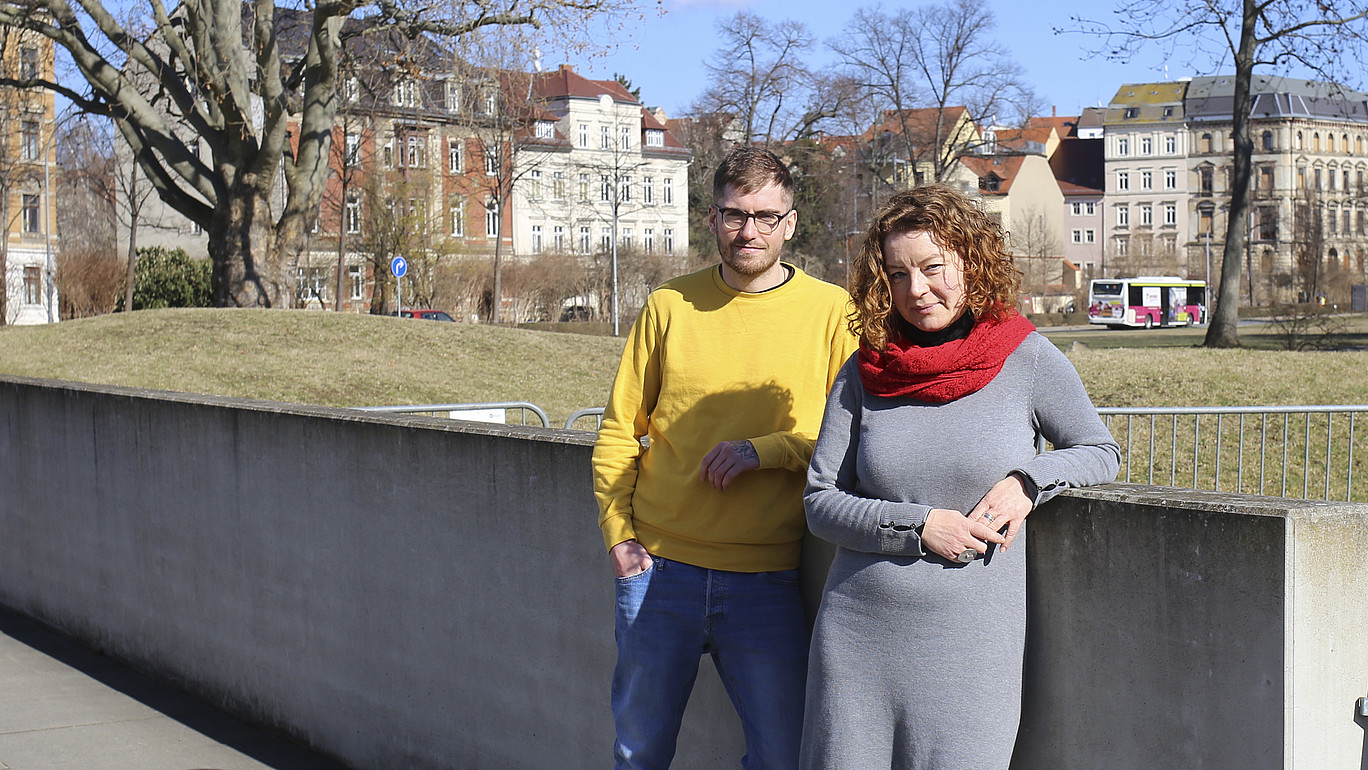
1, 376, 1365, 769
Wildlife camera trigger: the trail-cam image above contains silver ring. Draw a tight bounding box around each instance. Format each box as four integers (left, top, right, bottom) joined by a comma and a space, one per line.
982, 512, 996, 525
955, 549, 976, 563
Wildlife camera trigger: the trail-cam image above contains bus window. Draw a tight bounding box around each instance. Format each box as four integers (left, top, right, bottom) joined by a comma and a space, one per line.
1093, 282, 1122, 296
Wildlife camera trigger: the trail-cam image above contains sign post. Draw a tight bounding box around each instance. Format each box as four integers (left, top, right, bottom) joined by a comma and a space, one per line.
390, 256, 408, 316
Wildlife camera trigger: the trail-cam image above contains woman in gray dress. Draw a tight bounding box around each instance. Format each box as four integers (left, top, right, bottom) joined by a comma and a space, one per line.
800, 185, 1120, 770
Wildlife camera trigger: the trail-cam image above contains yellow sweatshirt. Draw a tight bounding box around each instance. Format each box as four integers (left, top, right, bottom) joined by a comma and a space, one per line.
592, 264, 858, 572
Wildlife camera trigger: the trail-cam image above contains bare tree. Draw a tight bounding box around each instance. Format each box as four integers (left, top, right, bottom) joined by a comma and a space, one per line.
1069, 0, 1368, 347
0, 0, 642, 309
53, 115, 121, 318
700, 12, 818, 148
832, 0, 1037, 183
1010, 206, 1061, 295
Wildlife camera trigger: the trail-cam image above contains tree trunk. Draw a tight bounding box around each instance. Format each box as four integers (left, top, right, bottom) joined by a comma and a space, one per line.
1203, 0, 1257, 348
0, 196, 8, 326
123, 165, 139, 312
209, 184, 292, 307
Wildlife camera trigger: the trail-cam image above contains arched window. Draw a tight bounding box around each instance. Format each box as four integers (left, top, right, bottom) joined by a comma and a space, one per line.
1200, 133, 1213, 153
1261, 131, 1274, 151
1343, 134, 1351, 154
1296, 132, 1303, 150
1328, 134, 1336, 153
1313, 132, 1321, 152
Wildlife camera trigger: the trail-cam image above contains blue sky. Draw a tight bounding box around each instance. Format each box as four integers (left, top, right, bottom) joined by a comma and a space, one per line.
554, 0, 1225, 120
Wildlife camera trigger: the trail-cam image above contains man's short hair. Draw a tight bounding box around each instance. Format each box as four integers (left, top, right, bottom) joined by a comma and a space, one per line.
713, 147, 793, 207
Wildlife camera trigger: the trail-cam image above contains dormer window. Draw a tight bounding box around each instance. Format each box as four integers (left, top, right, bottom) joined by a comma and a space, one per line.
393, 79, 419, 108
445, 83, 461, 113
535, 120, 556, 139
1124, 107, 1139, 119
645, 129, 665, 148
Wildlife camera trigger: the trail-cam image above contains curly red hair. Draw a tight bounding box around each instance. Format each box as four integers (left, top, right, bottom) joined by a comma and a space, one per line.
849, 185, 1022, 351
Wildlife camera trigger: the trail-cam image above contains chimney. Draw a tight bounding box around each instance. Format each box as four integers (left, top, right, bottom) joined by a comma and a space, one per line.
1052, 105, 1057, 117
559, 64, 574, 73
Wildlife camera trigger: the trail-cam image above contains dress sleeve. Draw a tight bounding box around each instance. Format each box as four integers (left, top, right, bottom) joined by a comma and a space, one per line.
1012, 338, 1122, 506
804, 357, 932, 556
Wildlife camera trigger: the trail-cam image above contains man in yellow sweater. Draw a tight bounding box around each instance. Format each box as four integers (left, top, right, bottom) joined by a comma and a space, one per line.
593, 147, 857, 769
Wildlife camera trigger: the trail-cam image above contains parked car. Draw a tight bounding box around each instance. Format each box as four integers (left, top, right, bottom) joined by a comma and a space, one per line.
392, 309, 456, 322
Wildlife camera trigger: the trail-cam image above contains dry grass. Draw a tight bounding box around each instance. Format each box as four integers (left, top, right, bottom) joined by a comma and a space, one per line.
0, 309, 626, 426
2, 310, 1367, 430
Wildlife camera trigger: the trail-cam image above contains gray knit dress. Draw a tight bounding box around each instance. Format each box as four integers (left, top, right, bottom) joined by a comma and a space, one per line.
800, 333, 1120, 770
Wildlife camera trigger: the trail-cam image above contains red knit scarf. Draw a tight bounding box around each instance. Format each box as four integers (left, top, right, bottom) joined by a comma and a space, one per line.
858, 313, 1036, 403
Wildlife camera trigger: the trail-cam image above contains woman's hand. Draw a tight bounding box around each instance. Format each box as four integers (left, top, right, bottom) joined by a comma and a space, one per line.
966, 474, 1034, 552
919, 508, 1007, 562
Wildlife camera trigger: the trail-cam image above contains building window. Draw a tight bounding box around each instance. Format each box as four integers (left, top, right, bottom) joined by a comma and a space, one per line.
450, 198, 465, 236
1115, 171, 1129, 191
600, 125, 610, 149
529, 169, 542, 198
1072, 229, 1082, 243
578, 173, 590, 202
1200, 133, 1213, 153
643, 176, 654, 205
1164, 203, 1177, 226
1085, 229, 1096, 243
445, 82, 461, 112
663, 177, 673, 205
1313, 132, 1321, 152
1117, 137, 1129, 156
345, 77, 359, 102
644, 228, 654, 253
19, 46, 38, 80
1071, 202, 1082, 216
485, 198, 500, 238
1116, 205, 1129, 227
21, 121, 39, 161
645, 129, 664, 147
1164, 169, 1177, 190
348, 265, 364, 300
579, 226, 591, 253
1124, 107, 1138, 119
23, 266, 41, 304
1140, 137, 1153, 155
1314, 167, 1323, 190
1199, 167, 1213, 195
1165, 136, 1176, 154
620, 176, 632, 203
600, 174, 611, 202
620, 126, 632, 150
405, 135, 424, 168
578, 124, 589, 148
1329, 207, 1339, 234
1261, 131, 1274, 151
531, 225, 544, 253
535, 120, 556, 140
621, 227, 633, 249
21, 193, 40, 233
346, 196, 361, 234
393, 79, 418, 107
1140, 170, 1153, 190
1162, 106, 1173, 117
1140, 204, 1153, 226
553, 225, 565, 251
601, 227, 611, 251
664, 228, 675, 254
1115, 236, 1129, 256
345, 133, 361, 167
485, 150, 498, 176
448, 140, 463, 173
553, 171, 565, 199
1085, 201, 1095, 215
483, 89, 497, 116
382, 139, 394, 168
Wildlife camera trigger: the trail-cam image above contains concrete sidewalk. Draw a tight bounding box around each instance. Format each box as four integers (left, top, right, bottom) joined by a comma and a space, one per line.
0, 606, 348, 770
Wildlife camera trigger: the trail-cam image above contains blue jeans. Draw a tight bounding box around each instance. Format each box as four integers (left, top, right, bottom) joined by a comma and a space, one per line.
612, 556, 808, 770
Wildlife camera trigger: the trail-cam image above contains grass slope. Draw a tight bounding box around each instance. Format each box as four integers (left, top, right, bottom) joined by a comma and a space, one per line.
2, 310, 1366, 428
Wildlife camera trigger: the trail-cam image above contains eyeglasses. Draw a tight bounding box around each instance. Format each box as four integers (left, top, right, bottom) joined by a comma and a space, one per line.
712, 205, 792, 234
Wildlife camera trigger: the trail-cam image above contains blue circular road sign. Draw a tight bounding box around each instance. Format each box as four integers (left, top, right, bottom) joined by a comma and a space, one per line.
390, 256, 408, 278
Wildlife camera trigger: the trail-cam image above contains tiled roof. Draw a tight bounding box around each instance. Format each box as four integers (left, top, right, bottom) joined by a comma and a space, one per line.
957, 154, 1025, 195
532, 64, 637, 103
1186, 75, 1368, 123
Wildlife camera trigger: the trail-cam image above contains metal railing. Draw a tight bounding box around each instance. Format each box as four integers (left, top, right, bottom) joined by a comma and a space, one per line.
564, 407, 605, 431
1095, 406, 1366, 502
355, 401, 551, 428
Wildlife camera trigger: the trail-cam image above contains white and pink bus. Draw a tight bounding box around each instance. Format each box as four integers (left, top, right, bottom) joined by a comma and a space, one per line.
1088, 277, 1207, 328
